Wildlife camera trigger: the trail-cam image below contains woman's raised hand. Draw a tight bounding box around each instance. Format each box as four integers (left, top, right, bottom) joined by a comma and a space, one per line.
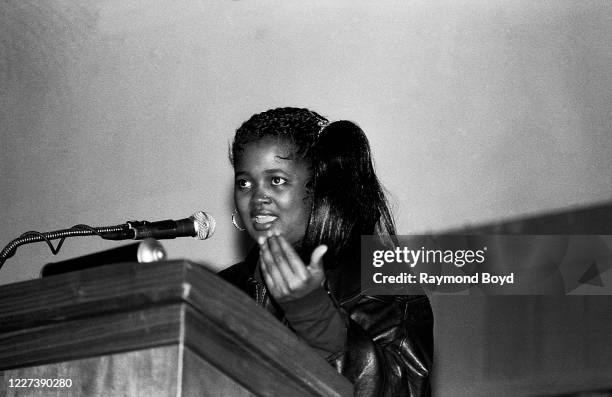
258, 233, 328, 302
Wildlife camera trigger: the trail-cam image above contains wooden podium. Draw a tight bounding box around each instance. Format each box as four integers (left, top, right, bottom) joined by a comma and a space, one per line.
0, 261, 353, 396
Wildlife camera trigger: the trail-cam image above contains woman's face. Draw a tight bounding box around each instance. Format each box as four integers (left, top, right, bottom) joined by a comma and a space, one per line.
234, 138, 312, 246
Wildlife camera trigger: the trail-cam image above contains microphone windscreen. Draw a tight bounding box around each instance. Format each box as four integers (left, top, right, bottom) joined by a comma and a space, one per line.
192, 211, 216, 240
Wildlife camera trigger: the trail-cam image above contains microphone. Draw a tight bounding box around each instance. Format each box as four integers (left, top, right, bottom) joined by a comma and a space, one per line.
102, 211, 216, 241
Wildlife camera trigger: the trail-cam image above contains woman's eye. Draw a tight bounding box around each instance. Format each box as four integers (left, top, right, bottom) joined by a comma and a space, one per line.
236, 179, 252, 189
271, 176, 287, 186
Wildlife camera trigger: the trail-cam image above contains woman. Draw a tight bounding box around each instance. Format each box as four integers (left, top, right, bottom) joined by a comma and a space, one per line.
220, 107, 433, 396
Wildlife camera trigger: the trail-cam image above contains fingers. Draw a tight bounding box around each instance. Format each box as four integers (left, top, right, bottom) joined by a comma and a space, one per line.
258, 236, 286, 292
309, 245, 328, 287
258, 233, 326, 300
258, 257, 274, 289
276, 235, 309, 279
309, 245, 328, 270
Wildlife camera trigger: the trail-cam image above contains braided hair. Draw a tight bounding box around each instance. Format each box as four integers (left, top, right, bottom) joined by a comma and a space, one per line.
230, 107, 328, 166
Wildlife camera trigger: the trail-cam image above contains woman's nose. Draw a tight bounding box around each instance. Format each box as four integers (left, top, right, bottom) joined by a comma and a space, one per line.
252, 186, 272, 204
254, 194, 271, 204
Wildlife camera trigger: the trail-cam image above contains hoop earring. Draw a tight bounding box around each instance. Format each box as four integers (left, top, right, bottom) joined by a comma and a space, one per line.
232, 209, 246, 231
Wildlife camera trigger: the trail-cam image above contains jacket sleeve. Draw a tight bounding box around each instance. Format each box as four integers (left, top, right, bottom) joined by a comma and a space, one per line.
278, 287, 347, 358
332, 294, 434, 397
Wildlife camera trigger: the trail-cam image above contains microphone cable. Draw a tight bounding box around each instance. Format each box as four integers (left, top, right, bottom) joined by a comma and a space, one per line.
0, 224, 131, 271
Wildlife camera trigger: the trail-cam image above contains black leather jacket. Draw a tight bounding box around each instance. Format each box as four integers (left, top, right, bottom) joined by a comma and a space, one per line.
219, 249, 433, 397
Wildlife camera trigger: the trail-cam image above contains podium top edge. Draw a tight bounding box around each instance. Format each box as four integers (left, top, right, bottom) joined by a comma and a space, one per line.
0, 260, 217, 330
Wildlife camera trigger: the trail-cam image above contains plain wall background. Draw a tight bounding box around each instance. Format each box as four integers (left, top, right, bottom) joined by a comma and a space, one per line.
2, 1, 612, 395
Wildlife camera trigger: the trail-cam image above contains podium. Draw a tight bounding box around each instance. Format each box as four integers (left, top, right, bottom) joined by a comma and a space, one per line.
0, 261, 353, 396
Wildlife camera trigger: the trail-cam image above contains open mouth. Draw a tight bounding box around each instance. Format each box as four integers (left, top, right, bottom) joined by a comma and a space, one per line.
254, 215, 278, 224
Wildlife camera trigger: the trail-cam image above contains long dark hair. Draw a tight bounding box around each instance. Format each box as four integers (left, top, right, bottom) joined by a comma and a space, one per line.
305, 120, 396, 265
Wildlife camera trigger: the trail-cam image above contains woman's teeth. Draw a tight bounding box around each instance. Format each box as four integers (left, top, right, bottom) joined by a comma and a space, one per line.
254, 215, 277, 224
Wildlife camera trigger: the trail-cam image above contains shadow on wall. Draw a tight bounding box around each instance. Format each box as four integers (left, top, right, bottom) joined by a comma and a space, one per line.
433, 200, 612, 397
447, 200, 612, 235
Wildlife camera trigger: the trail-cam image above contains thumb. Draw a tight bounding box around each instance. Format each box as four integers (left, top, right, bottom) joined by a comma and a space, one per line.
309, 245, 328, 271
